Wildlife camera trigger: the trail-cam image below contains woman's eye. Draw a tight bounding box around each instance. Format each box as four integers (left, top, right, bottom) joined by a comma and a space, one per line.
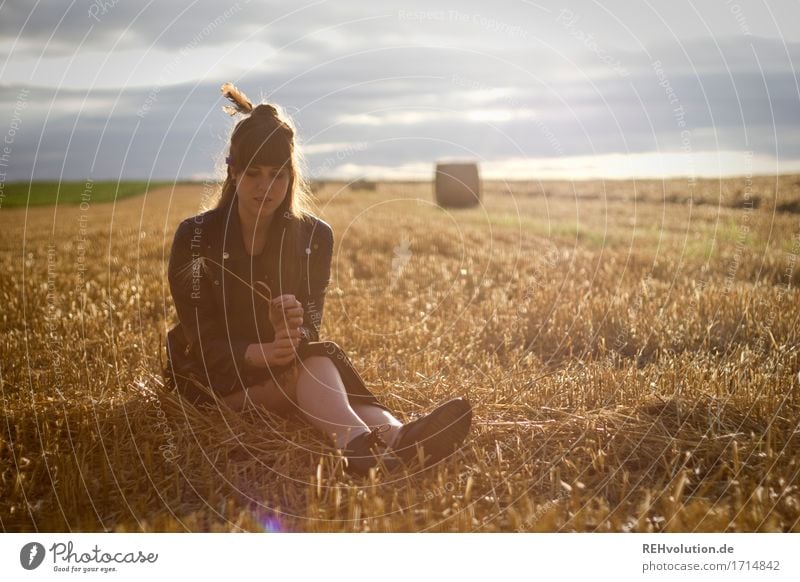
244, 168, 288, 180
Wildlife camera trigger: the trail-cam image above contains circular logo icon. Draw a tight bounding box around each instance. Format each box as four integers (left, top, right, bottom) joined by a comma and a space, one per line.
20, 542, 46, 570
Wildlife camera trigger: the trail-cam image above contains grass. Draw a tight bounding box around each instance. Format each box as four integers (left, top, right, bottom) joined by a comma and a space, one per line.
1, 177, 798, 532
0, 180, 175, 208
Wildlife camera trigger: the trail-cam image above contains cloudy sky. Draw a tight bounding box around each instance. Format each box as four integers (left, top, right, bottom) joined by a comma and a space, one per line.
1, 0, 799, 181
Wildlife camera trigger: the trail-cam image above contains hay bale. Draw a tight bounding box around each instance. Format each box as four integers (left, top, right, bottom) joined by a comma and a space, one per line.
351, 179, 377, 191
435, 162, 481, 208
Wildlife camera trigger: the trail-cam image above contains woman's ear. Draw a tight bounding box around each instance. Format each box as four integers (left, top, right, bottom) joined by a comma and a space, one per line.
230, 168, 241, 185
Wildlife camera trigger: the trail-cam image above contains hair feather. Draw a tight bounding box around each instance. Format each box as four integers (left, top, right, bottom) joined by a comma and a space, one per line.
220, 82, 254, 116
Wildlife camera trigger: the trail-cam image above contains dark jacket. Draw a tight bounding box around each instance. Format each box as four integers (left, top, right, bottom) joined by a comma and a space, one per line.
163, 195, 392, 413
163, 195, 334, 401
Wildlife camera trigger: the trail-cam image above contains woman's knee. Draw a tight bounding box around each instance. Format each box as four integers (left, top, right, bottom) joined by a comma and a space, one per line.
299, 354, 337, 373
309, 341, 349, 368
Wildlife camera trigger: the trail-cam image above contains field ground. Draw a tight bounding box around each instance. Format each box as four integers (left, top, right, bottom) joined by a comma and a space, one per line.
1, 175, 799, 531
0, 180, 175, 208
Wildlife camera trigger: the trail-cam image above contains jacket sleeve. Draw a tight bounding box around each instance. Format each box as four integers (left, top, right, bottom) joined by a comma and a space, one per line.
167, 219, 251, 378
299, 220, 334, 342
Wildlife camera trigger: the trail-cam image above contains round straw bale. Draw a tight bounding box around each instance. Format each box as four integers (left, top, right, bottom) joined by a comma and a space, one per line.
435, 162, 481, 208
351, 179, 377, 191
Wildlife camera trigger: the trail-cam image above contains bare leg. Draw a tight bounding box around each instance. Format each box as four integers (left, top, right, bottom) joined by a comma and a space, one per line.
350, 402, 404, 449
294, 356, 371, 449
221, 377, 293, 414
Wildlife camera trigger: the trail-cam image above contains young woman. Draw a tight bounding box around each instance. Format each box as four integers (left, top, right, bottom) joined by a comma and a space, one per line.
162, 82, 473, 477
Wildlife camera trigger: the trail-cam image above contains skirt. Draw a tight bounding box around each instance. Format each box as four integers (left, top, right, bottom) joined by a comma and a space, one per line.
162, 339, 393, 418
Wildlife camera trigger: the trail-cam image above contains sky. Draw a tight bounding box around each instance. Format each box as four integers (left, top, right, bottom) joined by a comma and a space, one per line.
1, 0, 799, 182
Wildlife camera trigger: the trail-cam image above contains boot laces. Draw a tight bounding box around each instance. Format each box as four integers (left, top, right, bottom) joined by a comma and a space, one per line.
366, 424, 391, 448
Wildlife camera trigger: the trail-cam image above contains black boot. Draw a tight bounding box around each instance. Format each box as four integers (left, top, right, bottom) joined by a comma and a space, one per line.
390, 398, 473, 468
341, 426, 401, 477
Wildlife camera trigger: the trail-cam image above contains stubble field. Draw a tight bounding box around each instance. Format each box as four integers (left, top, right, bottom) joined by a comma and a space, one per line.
1, 175, 799, 532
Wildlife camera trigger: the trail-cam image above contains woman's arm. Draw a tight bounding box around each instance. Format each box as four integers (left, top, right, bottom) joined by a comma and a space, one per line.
299, 219, 334, 342
243, 328, 301, 369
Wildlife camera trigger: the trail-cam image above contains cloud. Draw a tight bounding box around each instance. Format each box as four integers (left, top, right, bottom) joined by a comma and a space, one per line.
1, 0, 262, 57
1, 1, 798, 180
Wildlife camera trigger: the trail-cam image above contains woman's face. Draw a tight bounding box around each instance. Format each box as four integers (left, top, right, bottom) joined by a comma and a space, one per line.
234, 164, 291, 219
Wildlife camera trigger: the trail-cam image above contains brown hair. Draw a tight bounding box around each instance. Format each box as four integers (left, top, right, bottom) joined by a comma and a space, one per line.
214, 82, 318, 297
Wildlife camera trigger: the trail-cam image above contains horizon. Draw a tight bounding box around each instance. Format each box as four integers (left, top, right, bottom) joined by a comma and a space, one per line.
8, 169, 799, 186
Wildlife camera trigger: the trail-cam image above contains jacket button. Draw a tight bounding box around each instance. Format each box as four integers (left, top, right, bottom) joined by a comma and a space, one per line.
222, 252, 229, 259
305, 247, 311, 254
214, 280, 220, 285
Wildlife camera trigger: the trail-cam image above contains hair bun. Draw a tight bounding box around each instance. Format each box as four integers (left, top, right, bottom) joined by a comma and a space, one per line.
251, 103, 279, 119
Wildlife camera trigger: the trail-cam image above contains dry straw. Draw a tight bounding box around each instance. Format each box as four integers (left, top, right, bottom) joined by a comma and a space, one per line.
3, 175, 799, 532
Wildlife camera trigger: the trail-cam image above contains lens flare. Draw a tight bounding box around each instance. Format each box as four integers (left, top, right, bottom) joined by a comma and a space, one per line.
259, 515, 283, 532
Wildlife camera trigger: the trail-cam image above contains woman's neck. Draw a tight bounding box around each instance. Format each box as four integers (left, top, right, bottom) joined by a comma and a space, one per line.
236, 196, 274, 255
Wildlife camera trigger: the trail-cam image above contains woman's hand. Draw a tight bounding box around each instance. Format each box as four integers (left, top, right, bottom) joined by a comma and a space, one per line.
269, 294, 304, 332
245, 327, 303, 368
